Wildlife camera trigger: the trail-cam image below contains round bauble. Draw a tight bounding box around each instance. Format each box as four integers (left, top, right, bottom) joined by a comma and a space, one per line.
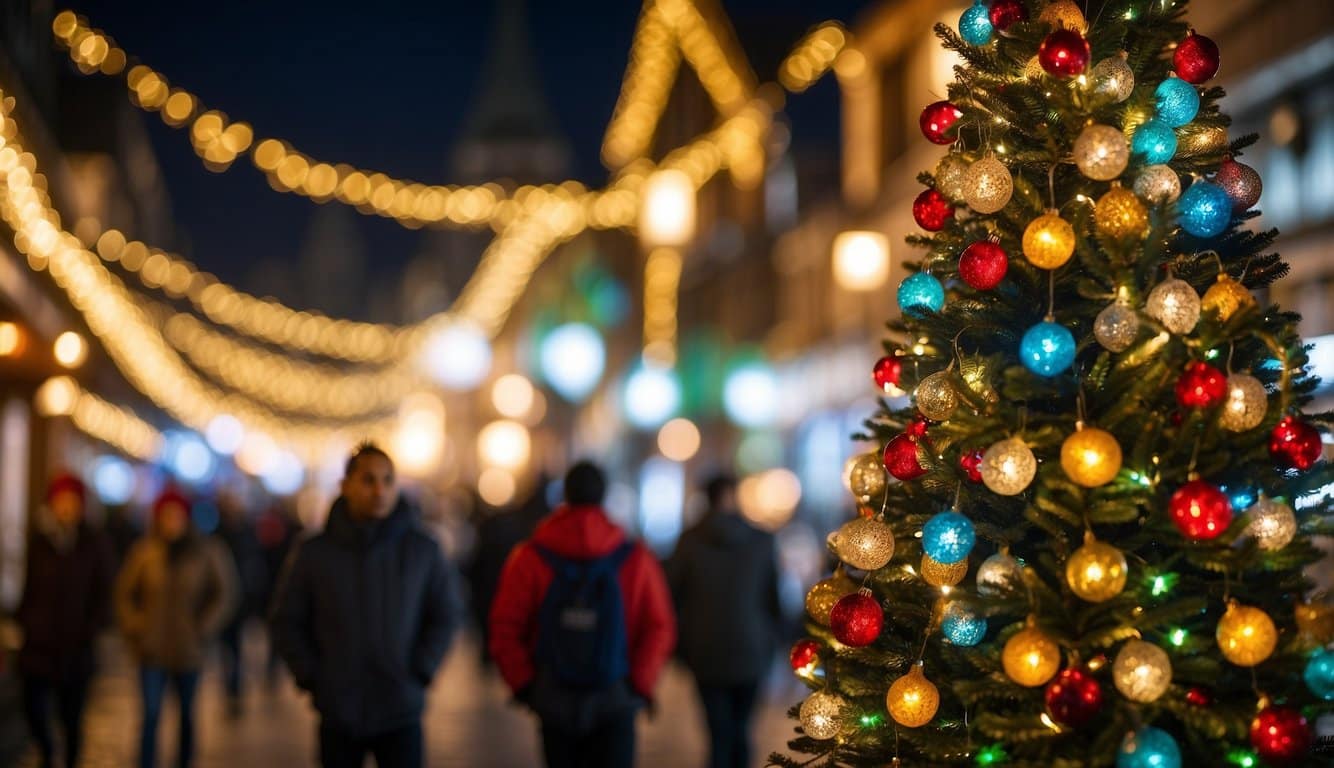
1091, 53, 1134, 103
1216, 602, 1277, 666
789, 639, 820, 672
1175, 360, 1227, 409
921, 553, 968, 587
1045, 667, 1103, 727
1066, 536, 1128, 602
805, 572, 857, 625
1202, 273, 1254, 321
1245, 496, 1297, 551
873, 355, 903, 393
922, 511, 975, 565
1074, 124, 1129, 181
799, 691, 847, 740
958, 1, 994, 45
1132, 118, 1177, 164
977, 552, 1023, 596
1061, 426, 1122, 487
1134, 164, 1181, 204
1219, 373, 1266, 432
981, 437, 1036, 495
1270, 416, 1323, 471
1154, 76, 1200, 128
934, 153, 971, 201
989, 0, 1028, 32
1169, 479, 1232, 540
1020, 320, 1077, 377
897, 272, 945, 316
1038, 28, 1090, 78
849, 451, 888, 503
913, 187, 954, 231
941, 602, 986, 645
1174, 30, 1220, 84
1216, 157, 1262, 212
1023, 211, 1076, 269
963, 154, 1013, 214
959, 239, 1008, 290
887, 666, 939, 728
916, 371, 958, 421
1094, 301, 1140, 352
1003, 620, 1061, 687
1094, 185, 1149, 241
883, 433, 927, 481
830, 590, 883, 647
1178, 179, 1231, 238
836, 516, 896, 571
920, 100, 963, 145
1145, 278, 1200, 335
1250, 706, 1311, 765
1112, 640, 1172, 702
1117, 727, 1181, 768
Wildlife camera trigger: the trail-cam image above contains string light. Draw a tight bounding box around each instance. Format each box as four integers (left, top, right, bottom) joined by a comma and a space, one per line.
779, 23, 848, 92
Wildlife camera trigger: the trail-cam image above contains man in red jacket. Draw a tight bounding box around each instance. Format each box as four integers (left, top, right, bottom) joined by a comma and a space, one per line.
489, 461, 676, 768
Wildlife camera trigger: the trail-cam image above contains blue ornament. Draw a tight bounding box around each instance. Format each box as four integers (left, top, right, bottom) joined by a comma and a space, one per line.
1223, 484, 1257, 510
1131, 119, 1178, 164
923, 511, 975, 564
1117, 727, 1182, 768
1020, 321, 1077, 377
1305, 649, 1334, 700
897, 273, 945, 316
1154, 77, 1200, 128
941, 604, 987, 646
958, 1, 994, 45
1178, 179, 1231, 238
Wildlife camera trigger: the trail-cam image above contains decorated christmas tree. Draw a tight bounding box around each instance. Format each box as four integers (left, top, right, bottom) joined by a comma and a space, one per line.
775, 1, 1334, 766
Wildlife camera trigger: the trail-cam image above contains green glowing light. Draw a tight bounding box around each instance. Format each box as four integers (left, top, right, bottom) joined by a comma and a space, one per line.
1227, 749, 1258, 767
1169, 628, 1188, 647
977, 744, 1007, 765
1206, 348, 1221, 360
859, 713, 882, 728
1149, 572, 1178, 597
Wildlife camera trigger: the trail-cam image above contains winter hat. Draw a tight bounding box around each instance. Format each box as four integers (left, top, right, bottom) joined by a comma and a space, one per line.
152, 488, 192, 522
46, 472, 86, 504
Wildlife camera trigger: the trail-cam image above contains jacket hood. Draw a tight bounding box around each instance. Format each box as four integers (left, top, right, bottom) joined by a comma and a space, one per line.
326, 495, 414, 548
698, 511, 753, 547
530, 504, 626, 559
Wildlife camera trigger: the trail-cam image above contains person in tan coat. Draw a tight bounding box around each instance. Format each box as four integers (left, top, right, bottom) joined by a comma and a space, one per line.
115, 489, 236, 768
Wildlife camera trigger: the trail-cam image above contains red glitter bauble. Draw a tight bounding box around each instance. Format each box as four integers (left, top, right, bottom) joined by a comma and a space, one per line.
1215, 158, 1262, 212
1186, 687, 1213, 707
1250, 706, 1312, 765
1044, 668, 1103, 727
906, 418, 930, 439
1174, 30, 1221, 84
1169, 479, 1233, 540
829, 591, 883, 647
883, 434, 926, 481
1269, 416, 1324, 471
1038, 29, 1090, 78
959, 448, 984, 482
1175, 361, 1227, 409
789, 639, 820, 671
989, 0, 1028, 32
958, 239, 1009, 290
913, 188, 955, 232
920, 100, 964, 145
873, 355, 903, 393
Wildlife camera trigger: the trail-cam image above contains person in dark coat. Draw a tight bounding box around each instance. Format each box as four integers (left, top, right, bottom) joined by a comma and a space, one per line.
666, 474, 782, 768
270, 443, 461, 768
213, 490, 267, 715
255, 500, 301, 686
16, 473, 115, 768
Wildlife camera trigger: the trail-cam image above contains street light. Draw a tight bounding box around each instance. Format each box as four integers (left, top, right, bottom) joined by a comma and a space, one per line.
832, 230, 890, 291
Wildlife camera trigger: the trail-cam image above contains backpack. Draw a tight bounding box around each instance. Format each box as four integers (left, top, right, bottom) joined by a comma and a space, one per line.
532, 541, 634, 689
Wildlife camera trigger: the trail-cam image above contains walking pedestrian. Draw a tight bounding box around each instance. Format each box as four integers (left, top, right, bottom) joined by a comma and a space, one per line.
489, 461, 676, 768
214, 490, 266, 717
115, 488, 237, 768
666, 474, 782, 768
270, 443, 461, 768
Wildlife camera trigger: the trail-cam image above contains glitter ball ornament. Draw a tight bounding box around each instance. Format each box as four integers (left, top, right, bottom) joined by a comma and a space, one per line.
1202, 273, 1254, 321
1154, 76, 1200, 127
1186, 687, 1213, 707
1169, 479, 1233, 540
1178, 179, 1231, 238
883, 433, 927, 481
1270, 416, 1324, 471
959, 239, 1008, 290
1135, 164, 1182, 204
1003, 619, 1061, 687
1091, 53, 1135, 103
960, 448, 985, 482
920, 100, 963, 145
1245, 496, 1297, 551
916, 371, 958, 421
799, 691, 847, 740
1095, 185, 1149, 241
1174, 30, 1220, 84
977, 552, 1023, 596
873, 355, 903, 393
897, 272, 945, 316
1118, 727, 1182, 768
1250, 706, 1312, 765
1216, 602, 1278, 666
836, 517, 896, 571
1131, 119, 1178, 164
989, 0, 1027, 31
958, 1, 994, 45
921, 554, 968, 587
789, 639, 820, 672
1113, 640, 1172, 702
981, 437, 1037, 496
1219, 373, 1267, 432
1074, 124, 1130, 181
906, 417, 929, 438
1094, 301, 1140, 352
1304, 649, 1334, 700
1020, 321, 1077, 377
887, 665, 940, 728
1061, 426, 1122, 487
1216, 157, 1262, 211
1045, 667, 1103, 727
830, 589, 883, 647
1146, 278, 1201, 335
1039, 0, 1087, 31
923, 511, 975, 564
935, 154, 971, 201
1066, 534, 1128, 602
1297, 602, 1334, 646
941, 603, 986, 645
806, 572, 857, 625
963, 154, 1013, 213
1023, 211, 1076, 269
1175, 361, 1227, 409
849, 451, 888, 503
1038, 28, 1090, 78
913, 188, 954, 231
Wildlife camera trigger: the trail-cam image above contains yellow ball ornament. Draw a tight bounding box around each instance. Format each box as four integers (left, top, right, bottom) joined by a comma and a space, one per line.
1060, 425, 1123, 487
1216, 602, 1278, 667
806, 571, 857, 626
935, 153, 971, 202
1003, 618, 1061, 687
963, 154, 1014, 214
1023, 210, 1076, 269
1094, 185, 1149, 241
1038, 0, 1088, 31
1297, 602, 1334, 648
1112, 639, 1172, 702
836, 517, 896, 571
1065, 533, 1128, 603
915, 371, 959, 421
887, 664, 940, 727
921, 554, 968, 587
1201, 273, 1255, 321
1219, 373, 1267, 432
848, 451, 888, 504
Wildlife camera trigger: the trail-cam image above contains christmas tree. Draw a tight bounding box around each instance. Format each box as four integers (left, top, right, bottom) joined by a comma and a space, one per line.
776, 1, 1334, 766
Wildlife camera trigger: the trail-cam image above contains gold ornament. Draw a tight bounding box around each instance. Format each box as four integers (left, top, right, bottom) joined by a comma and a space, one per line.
1023, 56, 1045, 80
799, 690, 847, 740
980, 437, 1037, 496
849, 451, 888, 503
935, 153, 971, 202
1003, 617, 1061, 687
1060, 425, 1123, 487
836, 517, 896, 571
806, 571, 857, 625
1216, 602, 1278, 667
963, 154, 1014, 214
1091, 53, 1134, 103
1219, 373, 1267, 432
1065, 532, 1128, 602
1073, 124, 1129, 181
921, 553, 968, 587
1094, 185, 1149, 241
1245, 496, 1297, 551
976, 552, 1023, 596
1023, 210, 1076, 269
916, 371, 959, 421
1184, 125, 1228, 154
1134, 164, 1182, 204
1038, 0, 1088, 31
1201, 273, 1255, 321
1112, 639, 1172, 702
1296, 602, 1334, 648
1094, 300, 1140, 352
1145, 277, 1201, 335
887, 665, 940, 727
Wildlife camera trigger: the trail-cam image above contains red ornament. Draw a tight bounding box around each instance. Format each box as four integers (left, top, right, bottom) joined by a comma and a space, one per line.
1216, 158, 1262, 212
789, 639, 821, 671
1038, 29, 1090, 78
1044, 667, 1103, 727
1169, 479, 1233, 540
1186, 687, 1213, 707
1175, 361, 1227, 409
883, 434, 926, 481
1174, 30, 1221, 84
829, 590, 883, 647
959, 448, 984, 482
906, 418, 930, 439
913, 188, 955, 231
1269, 416, 1324, 471
1250, 706, 1312, 765
873, 355, 903, 393
989, 0, 1028, 31
920, 100, 964, 145
958, 239, 1008, 290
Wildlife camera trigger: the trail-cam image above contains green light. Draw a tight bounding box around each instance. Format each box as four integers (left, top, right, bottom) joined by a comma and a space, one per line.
1149, 572, 1178, 597
859, 713, 882, 728
1227, 749, 1258, 767
1206, 348, 1221, 360
977, 744, 1007, 765
1169, 628, 1188, 647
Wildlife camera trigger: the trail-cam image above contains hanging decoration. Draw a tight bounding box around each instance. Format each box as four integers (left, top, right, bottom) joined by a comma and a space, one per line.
1169, 479, 1233, 540
1244, 496, 1297, 551
897, 273, 946, 316
1044, 667, 1103, 727
1074, 124, 1130, 181
1215, 157, 1262, 212
1094, 300, 1140, 352
799, 690, 847, 740
1218, 373, 1266, 432
959, 238, 1009, 290
1090, 53, 1135, 103
922, 511, 976, 564
883, 432, 928, 481
963, 154, 1014, 214
1002, 618, 1061, 687
981, 437, 1037, 495
1134, 164, 1182, 204
1112, 640, 1173, 702
830, 589, 884, 647
1020, 320, 1077, 377
1022, 211, 1076, 269
920, 100, 964, 145
1145, 277, 1201, 335
1065, 533, 1128, 602
1216, 602, 1278, 666
835, 517, 897, 571
1269, 416, 1323, 471
1174, 30, 1221, 84
887, 665, 940, 728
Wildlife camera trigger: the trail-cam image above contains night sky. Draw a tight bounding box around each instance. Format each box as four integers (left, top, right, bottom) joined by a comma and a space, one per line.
64, 0, 870, 290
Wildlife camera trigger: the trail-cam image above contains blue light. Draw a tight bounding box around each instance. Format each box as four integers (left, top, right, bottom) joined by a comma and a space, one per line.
260, 450, 304, 496
941, 604, 987, 646
1305, 649, 1334, 700
1178, 179, 1231, 238
1132, 119, 1178, 164
623, 364, 681, 430
1117, 727, 1181, 768
958, 1, 994, 45
639, 457, 685, 555
1020, 321, 1077, 377
162, 431, 216, 485
540, 323, 606, 402
91, 455, 135, 505
723, 362, 780, 428
1154, 77, 1200, 127
421, 321, 492, 391
897, 273, 945, 316
1223, 484, 1257, 511
923, 511, 975, 564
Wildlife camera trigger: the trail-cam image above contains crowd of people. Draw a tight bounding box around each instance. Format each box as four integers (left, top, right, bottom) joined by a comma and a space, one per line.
11, 445, 790, 768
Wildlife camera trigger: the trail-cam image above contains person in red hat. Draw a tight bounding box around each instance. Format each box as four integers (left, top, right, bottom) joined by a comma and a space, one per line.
16, 473, 114, 768
115, 488, 237, 768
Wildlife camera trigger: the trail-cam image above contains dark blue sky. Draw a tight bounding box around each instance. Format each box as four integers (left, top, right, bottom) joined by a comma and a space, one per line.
66, 0, 869, 287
